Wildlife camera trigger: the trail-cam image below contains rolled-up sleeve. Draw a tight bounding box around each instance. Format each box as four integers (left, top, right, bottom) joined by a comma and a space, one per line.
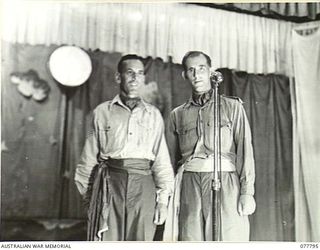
233, 102, 255, 196
151, 112, 175, 205
74, 110, 100, 196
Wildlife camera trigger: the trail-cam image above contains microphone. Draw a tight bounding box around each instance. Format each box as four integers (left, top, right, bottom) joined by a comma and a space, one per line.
210, 71, 223, 85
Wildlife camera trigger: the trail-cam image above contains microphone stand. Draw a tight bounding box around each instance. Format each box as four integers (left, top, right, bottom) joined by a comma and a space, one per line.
211, 72, 223, 241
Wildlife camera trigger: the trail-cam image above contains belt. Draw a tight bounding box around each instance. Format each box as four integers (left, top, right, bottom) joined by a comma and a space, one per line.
106, 158, 152, 175
184, 157, 236, 172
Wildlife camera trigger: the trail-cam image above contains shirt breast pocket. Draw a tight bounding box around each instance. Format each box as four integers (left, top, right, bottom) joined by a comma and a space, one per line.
98, 123, 112, 151
220, 120, 232, 148
205, 119, 232, 150
176, 121, 197, 153
137, 119, 152, 131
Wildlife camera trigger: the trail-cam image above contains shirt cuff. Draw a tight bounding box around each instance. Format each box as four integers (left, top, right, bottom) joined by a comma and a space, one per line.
240, 183, 255, 196
74, 178, 88, 196
156, 191, 170, 206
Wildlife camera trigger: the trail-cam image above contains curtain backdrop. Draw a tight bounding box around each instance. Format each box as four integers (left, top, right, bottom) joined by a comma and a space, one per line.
292, 24, 320, 242
1, 42, 294, 241
2, 2, 296, 76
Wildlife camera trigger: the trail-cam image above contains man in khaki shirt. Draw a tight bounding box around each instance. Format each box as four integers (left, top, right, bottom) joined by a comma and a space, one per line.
166, 51, 256, 241
75, 54, 174, 241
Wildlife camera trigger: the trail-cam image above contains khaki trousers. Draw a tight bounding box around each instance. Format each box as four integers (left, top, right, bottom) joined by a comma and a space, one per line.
178, 171, 249, 241
101, 168, 157, 241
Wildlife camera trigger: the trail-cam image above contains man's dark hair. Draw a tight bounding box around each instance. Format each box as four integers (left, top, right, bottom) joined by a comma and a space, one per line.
117, 54, 145, 73
181, 51, 212, 71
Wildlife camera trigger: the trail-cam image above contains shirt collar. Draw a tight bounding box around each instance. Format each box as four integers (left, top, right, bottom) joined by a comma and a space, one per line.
183, 89, 215, 109
111, 94, 151, 112
183, 97, 197, 109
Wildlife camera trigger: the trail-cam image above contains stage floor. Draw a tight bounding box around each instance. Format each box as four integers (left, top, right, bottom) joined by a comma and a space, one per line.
1, 220, 164, 241
1, 220, 87, 241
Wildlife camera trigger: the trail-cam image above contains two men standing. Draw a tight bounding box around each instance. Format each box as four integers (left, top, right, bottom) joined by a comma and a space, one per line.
74, 52, 256, 241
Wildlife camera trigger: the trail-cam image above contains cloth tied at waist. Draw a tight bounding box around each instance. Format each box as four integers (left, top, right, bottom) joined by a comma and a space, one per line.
87, 158, 152, 241
107, 158, 152, 175
184, 155, 236, 172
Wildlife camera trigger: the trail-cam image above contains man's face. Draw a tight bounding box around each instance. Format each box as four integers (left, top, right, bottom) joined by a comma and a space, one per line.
184, 54, 211, 94
119, 59, 145, 98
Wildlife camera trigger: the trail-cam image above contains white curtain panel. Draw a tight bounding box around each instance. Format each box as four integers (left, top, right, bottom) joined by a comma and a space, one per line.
2, 2, 294, 76
292, 22, 320, 242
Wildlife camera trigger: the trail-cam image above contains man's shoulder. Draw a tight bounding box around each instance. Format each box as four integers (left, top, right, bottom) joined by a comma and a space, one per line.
142, 101, 163, 116
93, 100, 113, 113
221, 95, 244, 105
170, 102, 188, 114
143, 101, 158, 111
95, 100, 113, 109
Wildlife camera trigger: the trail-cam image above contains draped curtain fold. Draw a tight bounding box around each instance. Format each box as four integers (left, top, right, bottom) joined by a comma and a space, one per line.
2, 2, 297, 76
292, 24, 320, 242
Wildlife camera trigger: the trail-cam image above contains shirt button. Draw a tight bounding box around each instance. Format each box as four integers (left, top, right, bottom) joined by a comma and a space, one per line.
129, 132, 132, 135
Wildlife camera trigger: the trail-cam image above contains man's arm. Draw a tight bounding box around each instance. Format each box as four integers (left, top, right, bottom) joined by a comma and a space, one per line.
74, 110, 100, 197
165, 110, 181, 174
233, 101, 256, 215
151, 111, 175, 224
152, 112, 175, 204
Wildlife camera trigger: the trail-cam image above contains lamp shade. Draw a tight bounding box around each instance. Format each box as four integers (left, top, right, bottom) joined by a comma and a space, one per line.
48, 45, 92, 87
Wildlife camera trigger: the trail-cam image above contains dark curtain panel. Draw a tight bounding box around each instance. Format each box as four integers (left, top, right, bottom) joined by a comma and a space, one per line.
1, 43, 294, 241
219, 69, 294, 241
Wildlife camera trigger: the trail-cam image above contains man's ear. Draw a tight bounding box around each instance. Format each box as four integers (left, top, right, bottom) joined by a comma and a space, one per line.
115, 72, 121, 84
181, 71, 186, 80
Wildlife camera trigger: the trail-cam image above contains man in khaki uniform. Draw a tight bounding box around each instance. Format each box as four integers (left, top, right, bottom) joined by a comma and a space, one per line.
75, 54, 174, 241
166, 51, 256, 241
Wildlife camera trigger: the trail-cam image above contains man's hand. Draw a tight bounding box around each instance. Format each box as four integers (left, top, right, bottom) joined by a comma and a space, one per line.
237, 195, 256, 216
154, 202, 168, 225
